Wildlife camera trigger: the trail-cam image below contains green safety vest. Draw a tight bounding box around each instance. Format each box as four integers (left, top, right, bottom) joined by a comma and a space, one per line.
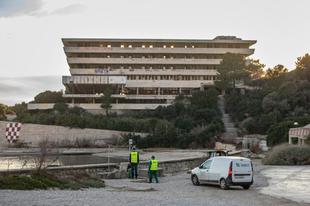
130, 151, 138, 163
150, 159, 158, 171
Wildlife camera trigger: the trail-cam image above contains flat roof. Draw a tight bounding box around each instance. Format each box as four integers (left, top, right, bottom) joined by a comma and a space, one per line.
62, 37, 256, 46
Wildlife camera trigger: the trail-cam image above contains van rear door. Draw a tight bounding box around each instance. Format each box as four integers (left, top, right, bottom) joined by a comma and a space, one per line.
232, 159, 252, 183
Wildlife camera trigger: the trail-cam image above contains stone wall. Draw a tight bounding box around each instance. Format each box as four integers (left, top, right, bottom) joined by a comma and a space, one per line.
138, 157, 206, 174
0, 121, 139, 148
0, 157, 206, 179
0, 163, 119, 178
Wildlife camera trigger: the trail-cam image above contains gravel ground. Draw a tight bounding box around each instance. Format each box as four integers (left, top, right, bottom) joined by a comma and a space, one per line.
0, 166, 308, 206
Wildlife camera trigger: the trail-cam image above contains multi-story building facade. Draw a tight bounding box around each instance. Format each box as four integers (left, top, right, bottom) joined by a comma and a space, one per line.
28, 36, 256, 113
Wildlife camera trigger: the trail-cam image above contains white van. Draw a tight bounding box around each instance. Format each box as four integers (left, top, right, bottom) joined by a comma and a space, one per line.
191, 156, 253, 190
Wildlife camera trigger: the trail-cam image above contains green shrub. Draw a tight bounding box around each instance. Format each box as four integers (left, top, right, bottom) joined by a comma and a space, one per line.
263, 144, 310, 165
0, 172, 104, 190
266, 121, 294, 146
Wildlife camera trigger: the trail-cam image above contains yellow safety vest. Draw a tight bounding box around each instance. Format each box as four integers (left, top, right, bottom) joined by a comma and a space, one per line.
130, 151, 138, 163
150, 159, 158, 171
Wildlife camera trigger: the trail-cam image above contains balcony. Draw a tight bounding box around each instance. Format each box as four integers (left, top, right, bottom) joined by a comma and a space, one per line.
64, 47, 254, 55
62, 75, 127, 85
28, 103, 171, 111
70, 68, 218, 76
125, 80, 214, 88
67, 57, 221, 65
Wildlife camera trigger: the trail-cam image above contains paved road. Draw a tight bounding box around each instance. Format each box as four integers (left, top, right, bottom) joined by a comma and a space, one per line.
259, 166, 310, 204
0, 170, 308, 206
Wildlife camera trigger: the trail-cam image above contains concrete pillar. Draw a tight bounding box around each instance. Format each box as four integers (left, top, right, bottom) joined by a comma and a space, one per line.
116, 99, 118, 104
298, 138, 301, 145
72, 98, 75, 104
179, 88, 182, 95
136, 88, 139, 95
157, 88, 160, 95
92, 98, 95, 104
289, 136, 292, 144
121, 85, 124, 94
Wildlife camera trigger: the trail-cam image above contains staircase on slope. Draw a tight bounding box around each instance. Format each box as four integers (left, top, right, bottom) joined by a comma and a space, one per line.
218, 95, 238, 141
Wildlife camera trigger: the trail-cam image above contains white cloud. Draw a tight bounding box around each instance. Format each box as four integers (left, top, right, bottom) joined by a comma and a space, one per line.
49, 4, 85, 16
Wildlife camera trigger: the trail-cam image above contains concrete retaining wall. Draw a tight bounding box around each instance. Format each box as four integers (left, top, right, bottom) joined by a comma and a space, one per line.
138, 156, 206, 174
0, 163, 119, 178
0, 156, 206, 179
0, 121, 139, 148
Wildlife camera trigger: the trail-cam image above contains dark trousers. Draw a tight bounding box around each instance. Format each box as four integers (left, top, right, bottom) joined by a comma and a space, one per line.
131, 164, 138, 179
149, 170, 159, 183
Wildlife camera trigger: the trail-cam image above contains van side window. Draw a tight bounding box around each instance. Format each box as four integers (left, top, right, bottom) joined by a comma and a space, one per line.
202, 160, 212, 170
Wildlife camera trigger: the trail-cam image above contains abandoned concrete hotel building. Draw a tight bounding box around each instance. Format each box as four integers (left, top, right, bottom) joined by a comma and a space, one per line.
28, 36, 256, 113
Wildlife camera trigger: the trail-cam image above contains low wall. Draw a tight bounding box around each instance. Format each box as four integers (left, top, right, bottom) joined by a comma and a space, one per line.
0, 163, 119, 177
138, 156, 206, 174
115, 156, 206, 179
0, 156, 206, 179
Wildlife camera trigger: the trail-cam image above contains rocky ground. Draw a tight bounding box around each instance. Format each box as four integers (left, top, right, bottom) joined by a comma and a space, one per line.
0, 160, 309, 206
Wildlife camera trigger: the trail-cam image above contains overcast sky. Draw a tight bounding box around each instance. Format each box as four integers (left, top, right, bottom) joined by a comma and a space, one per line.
0, 0, 309, 105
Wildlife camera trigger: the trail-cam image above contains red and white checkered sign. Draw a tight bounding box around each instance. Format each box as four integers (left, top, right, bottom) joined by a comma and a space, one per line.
5, 122, 22, 143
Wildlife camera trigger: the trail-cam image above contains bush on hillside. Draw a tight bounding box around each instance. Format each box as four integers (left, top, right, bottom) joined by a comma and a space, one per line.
263, 144, 310, 165
266, 121, 294, 146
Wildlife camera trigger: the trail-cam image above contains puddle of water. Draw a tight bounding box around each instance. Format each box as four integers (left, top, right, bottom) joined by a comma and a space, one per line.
0, 155, 127, 171
259, 166, 310, 204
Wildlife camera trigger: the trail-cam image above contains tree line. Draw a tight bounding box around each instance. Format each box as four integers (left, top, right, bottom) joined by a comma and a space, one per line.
12, 88, 224, 149
223, 53, 310, 146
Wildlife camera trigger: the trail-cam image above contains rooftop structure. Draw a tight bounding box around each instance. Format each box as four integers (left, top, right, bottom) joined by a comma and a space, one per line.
28, 36, 256, 113
289, 124, 310, 145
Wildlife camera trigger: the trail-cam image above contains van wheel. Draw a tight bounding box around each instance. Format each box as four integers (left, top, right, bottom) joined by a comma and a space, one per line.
191, 175, 200, 186
220, 179, 229, 190
242, 185, 250, 190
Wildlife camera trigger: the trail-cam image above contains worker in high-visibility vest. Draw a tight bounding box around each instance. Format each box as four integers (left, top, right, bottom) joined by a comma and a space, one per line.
129, 146, 139, 179
149, 155, 159, 183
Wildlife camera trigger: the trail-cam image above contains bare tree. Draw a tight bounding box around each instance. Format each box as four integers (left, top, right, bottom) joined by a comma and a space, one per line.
34, 139, 60, 173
